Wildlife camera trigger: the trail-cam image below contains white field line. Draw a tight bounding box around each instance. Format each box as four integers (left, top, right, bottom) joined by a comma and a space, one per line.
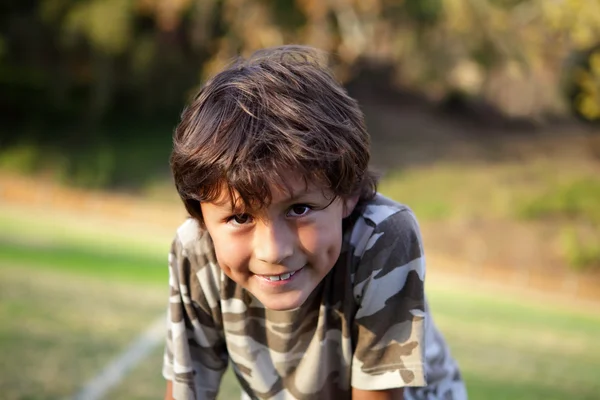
71, 313, 166, 400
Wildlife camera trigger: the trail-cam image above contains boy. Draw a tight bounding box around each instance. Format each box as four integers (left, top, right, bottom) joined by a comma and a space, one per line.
164, 45, 466, 400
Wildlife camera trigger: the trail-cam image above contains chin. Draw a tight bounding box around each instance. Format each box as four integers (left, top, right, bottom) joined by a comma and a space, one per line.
259, 291, 309, 311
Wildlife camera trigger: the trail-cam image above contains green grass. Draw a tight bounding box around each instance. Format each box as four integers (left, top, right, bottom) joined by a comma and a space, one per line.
0, 266, 166, 400
0, 202, 174, 283
516, 178, 600, 223
379, 159, 600, 270
106, 346, 241, 400
379, 160, 600, 223
0, 204, 175, 259
0, 240, 167, 284
0, 202, 172, 399
2, 187, 600, 399
427, 283, 600, 400
105, 278, 600, 400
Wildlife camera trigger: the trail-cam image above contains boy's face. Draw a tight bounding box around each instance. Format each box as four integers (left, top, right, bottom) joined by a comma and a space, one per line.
201, 175, 357, 311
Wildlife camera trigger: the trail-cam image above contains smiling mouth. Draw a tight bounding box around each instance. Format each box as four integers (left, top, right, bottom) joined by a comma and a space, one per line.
256, 267, 304, 282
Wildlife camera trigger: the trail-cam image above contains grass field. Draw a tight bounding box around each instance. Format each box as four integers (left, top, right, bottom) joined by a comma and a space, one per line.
378, 156, 600, 271
1, 204, 599, 400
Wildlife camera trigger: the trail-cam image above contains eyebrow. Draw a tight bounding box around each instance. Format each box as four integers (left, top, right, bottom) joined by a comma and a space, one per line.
283, 188, 325, 203
212, 187, 330, 212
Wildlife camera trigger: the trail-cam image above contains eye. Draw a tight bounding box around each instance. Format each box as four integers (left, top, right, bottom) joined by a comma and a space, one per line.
287, 204, 312, 217
228, 213, 253, 225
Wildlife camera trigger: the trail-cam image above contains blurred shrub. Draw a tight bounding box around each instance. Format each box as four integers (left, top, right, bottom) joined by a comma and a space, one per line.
3, 0, 600, 126
516, 178, 600, 223
516, 177, 600, 270
560, 227, 600, 271
0, 144, 41, 174
3, 0, 600, 191
567, 47, 600, 121
0, 143, 71, 181
67, 145, 115, 188
0, 119, 172, 189
404, 0, 443, 25
378, 170, 455, 221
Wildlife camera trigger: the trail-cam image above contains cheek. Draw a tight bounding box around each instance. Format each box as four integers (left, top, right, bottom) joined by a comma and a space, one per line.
298, 220, 343, 257
212, 234, 251, 271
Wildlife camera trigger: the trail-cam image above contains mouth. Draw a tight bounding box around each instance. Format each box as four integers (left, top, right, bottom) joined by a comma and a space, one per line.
255, 266, 304, 282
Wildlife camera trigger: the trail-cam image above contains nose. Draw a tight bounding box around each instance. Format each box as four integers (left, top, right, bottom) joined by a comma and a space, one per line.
253, 219, 294, 265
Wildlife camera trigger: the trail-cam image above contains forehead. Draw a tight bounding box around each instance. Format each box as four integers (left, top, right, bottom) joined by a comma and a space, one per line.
212, 173, 332, 209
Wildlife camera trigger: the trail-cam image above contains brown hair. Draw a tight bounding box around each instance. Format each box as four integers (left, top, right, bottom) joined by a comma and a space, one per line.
170, 45, 377, 222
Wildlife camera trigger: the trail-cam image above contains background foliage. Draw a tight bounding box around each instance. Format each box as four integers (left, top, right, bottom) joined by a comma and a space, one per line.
1, 0, 599, 270
2, 1, 600, 168
1, 3, 600, 398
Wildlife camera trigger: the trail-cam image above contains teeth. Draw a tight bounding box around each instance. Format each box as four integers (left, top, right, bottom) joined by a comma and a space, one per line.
263, 270, 296, 282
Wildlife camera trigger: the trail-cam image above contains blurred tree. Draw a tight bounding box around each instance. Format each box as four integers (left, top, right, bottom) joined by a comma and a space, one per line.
2, 0, 600, 187
568, 46, 600, 121
3, 0, 599, 127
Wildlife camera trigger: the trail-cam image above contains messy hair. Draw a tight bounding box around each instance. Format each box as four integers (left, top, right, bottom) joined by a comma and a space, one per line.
170, 45, 377, 222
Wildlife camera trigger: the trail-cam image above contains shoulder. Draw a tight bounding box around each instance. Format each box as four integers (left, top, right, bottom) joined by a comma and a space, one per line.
348, 194, 423, 261
348, 197, 427, 389
173, 218, 209, 253
172, 218, 216, 264
170, 218, 222, 296
348, 195, 425, 299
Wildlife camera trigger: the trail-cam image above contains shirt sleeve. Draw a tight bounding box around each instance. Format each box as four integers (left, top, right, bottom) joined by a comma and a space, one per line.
162, 224, 229, 400
351, 208, 427, 391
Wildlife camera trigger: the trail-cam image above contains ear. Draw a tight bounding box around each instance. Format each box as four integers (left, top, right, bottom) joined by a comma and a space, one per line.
342, 195, 359, 218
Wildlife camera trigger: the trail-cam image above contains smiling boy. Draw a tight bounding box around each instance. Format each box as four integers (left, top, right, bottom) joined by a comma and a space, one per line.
164, 46, 466, 400
200, 176, 354, 312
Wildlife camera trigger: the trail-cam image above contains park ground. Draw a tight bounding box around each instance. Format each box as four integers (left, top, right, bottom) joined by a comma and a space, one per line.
1, 142, 600, 399
2, 86, 600, 399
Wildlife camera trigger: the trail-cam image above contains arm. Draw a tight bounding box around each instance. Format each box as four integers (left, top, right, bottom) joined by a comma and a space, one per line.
351, 208, 427, 394
162, 223, 228, 399
352, 387, 405, 400
165, 380, 174, 400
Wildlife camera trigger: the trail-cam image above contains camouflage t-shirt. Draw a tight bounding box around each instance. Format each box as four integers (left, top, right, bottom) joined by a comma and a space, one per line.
163, 194, 466, 400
